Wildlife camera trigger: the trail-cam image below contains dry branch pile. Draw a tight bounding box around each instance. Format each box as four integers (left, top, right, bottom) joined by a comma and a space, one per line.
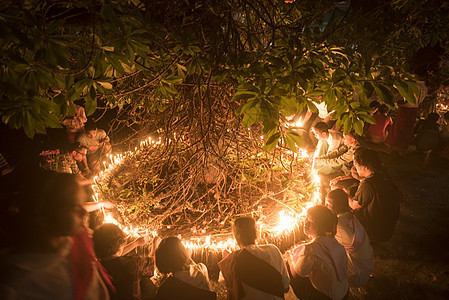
96, 87, 317, 243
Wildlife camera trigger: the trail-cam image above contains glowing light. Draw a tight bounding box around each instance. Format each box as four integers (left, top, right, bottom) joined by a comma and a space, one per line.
91, 134, 321, 250
274, 210, 297, 234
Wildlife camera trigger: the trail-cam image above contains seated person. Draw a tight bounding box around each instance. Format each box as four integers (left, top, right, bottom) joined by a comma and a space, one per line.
154, 236, 216, 300
218, 216, 289, 300
414, 112, 440, 152
312, 122, 343, 157
365, 104, 392, 144
326, 189, 373, 287
285, 205, 348, 300
61, 102, 87, 143
349, 148, 400, 243
0, 169, 112, 299
77, 121, 112, 174
314, 132, 359, 177
93, 224, 156, 300
42, 143, 92, 185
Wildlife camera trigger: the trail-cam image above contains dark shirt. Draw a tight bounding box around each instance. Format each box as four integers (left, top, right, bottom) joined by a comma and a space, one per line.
354, 172, 400, 243
102, 255, 154, 300
154, 277, 216, 300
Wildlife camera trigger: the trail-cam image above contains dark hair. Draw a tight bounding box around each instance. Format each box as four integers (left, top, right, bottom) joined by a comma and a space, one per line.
155, 237, 190, 274
327, 189, 350, 214
427, 112, 440, 123
19, 169, 85, 237
369, 101, 381, 110
307, 205, 337, 236
93, 223, 127, 259
313, 122, 329, 134
344, 131, 359, 139
354, 148, 382, 172
378, 104, 389, 115
84, 120, 98, 132
232, 216, 257, 246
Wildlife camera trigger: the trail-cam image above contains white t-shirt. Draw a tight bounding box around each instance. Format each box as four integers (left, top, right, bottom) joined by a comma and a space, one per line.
240, 244, 290, 300
173, 263, 212, 291
335, 212, 373, 287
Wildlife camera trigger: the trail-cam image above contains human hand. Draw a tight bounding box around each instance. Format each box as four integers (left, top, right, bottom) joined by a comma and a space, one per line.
136, 235, 150, 246
101, 201, 115, 210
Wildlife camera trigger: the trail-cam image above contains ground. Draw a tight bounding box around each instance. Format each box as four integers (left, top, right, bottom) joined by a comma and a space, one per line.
214, 150, 449, 300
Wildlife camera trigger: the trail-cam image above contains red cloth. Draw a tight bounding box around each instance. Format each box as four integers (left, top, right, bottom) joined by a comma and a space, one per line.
385, 106, 418, 151
366, 114, 392, 138
71, 227, 115, 300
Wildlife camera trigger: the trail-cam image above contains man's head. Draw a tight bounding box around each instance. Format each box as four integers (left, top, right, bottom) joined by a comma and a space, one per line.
353, 148, 382, 177
67, 142, 86, 162
84, 121, 98, 139
312, 122, 329, 140
326, 189, 350, 214
93, 223, 127, 260
232, 216, 257, 247
343, 131, 358, 147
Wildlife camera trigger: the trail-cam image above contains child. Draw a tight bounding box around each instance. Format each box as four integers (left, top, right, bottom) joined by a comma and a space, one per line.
154, 236, 216, 300
326, 189, 373, 287
286, 205, 348, 300
93, 223, 156, 300
218, 216, 290, 300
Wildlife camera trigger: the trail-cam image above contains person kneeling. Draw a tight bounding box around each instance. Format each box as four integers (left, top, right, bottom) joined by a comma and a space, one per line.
154, 236, 216, 300
286, 205, 348, 300
218, 216, 290, 300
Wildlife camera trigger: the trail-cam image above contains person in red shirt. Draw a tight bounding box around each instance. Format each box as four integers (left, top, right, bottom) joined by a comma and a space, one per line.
365, 104, 392, 144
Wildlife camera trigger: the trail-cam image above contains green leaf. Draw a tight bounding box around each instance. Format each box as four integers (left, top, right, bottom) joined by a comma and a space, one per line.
263, 132, 280, 152
97, 81, 113, 90
373, 83, 395, 106
85, 87, 97, 116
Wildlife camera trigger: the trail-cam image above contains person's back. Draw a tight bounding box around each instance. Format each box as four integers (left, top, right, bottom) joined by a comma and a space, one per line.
366, 106, 392, 143
155, 237, 215, 300
354, 172, 400, 242
326, 189, 373, 288
287, 206, 348, 300
335, 213, 373, 287
415, 113, 440, 151
218, 217, 289, 300
238, 244, 289, 300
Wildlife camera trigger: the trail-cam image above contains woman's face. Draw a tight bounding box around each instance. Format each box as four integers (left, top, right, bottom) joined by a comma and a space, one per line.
50, 181, 87, 237
304, 214, 318, 237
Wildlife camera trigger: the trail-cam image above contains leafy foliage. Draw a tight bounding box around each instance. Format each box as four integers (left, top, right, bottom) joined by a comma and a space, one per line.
0, 0, 447, 151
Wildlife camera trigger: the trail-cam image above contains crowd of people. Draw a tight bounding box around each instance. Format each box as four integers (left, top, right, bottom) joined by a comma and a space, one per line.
0, 94, 448, 300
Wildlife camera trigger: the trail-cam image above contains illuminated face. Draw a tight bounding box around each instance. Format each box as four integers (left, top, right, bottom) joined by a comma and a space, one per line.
353, 159, 369, 177
312, 129, 325, 140
87, 129, 97, 139
304, 215, 318, 237
73, 149, 86, 162
51, 182, 87, 236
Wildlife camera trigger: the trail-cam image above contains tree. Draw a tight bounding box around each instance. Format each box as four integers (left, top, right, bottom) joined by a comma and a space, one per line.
0, 0, 447, 148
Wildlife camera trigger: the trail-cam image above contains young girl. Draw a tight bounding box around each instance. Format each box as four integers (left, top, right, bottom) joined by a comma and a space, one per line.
154, 236, 216, 300
286, 205, 348, 300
